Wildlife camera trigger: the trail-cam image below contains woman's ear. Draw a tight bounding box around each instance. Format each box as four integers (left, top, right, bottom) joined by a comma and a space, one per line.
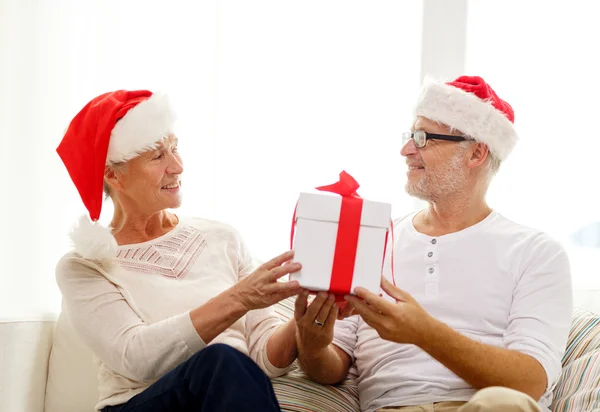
468, 142, 490, 170
104, 165, 122, 192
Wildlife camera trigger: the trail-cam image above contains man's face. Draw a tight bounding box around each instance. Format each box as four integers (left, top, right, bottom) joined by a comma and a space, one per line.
401, 116, 470, 202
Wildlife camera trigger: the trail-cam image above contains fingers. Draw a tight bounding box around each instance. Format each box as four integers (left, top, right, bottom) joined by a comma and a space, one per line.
315, 294, 335, 323
353, 287, 392, 315
381, 277, 409, 302
345, 295, 383, 327
338, 302, 356, 319
263, 250, 295, 270
304, 291, 329, 321
265, 279, 301, 294
294, 289, 310, 319
270, 261, 302, 280
324, 302, 339, 329
270, 287, 303, 304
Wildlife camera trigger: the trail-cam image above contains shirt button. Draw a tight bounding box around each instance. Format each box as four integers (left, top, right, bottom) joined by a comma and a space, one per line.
431, 239, 437, 245
428, 267, 435, 274
428, 252, 433, 258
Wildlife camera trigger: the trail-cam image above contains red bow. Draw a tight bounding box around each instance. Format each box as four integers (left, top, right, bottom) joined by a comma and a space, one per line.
315, 170, 360, 198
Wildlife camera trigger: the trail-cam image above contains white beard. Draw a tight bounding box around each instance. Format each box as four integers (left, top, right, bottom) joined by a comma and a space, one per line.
405, 150, 469, 203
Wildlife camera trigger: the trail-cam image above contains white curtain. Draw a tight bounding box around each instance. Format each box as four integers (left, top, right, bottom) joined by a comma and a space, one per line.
0, 0, 423, 319
466, 0, 600, 292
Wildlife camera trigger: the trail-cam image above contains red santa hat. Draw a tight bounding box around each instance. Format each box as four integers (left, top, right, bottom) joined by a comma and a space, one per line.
414, 75, 517, 161
57, 90, 176, 260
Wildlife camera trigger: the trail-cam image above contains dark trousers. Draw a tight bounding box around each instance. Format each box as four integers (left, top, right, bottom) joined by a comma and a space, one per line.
102, 344, 281, 412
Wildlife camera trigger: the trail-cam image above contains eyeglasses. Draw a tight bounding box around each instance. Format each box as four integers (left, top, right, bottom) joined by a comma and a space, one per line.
402, 131, 467, 149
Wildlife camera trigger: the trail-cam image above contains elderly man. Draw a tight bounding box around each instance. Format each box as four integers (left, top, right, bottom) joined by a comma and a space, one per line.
294, 76, 572, 412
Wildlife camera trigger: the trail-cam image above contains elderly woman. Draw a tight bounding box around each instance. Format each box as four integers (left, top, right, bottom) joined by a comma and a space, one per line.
55, 90, 307, 412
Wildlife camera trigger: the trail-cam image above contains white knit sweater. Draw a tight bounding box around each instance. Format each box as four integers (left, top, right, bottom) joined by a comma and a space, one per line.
56, 217, 290, 411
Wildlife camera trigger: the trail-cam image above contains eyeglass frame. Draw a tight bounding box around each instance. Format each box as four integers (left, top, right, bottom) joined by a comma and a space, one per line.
402, 130, 468, 149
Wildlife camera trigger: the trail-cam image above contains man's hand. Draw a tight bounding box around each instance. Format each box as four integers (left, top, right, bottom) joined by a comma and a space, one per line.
344, 277, 433, 345
346, 277, 547, 400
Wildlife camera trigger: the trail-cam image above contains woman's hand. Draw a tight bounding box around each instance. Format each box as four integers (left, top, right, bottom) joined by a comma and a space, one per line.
294, 290, 339, 354
232, 250, 302, 311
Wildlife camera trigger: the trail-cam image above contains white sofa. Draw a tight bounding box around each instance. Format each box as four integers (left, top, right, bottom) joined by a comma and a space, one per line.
2, 291, 599, 412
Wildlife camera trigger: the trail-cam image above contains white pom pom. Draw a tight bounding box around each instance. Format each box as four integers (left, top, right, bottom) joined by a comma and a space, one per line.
70, 215, 118, 260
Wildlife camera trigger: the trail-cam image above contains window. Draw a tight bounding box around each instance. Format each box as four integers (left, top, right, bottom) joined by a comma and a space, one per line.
466, 0, 600, 291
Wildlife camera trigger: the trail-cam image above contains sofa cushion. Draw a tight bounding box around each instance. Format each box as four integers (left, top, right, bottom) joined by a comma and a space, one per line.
551, 306, 600, 412
45, 305, 99, 412
0, 319, 55, 412
273, 367, 360, 412
271, 297, 360, 412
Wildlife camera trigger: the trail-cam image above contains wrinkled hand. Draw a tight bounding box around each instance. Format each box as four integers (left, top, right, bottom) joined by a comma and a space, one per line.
294, 290, 339, 354
344, 277, 433, 345
232, 251, 302, 311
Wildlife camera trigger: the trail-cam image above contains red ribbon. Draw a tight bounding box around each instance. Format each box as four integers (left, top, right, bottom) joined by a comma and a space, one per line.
290, 171, 395, 299
315, 171, 363, 295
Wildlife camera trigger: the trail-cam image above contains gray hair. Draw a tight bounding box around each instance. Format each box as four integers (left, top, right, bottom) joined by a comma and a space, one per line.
487, 151, 502, 175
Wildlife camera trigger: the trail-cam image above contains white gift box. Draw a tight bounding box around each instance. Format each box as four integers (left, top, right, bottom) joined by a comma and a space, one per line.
290, 192, 392, 296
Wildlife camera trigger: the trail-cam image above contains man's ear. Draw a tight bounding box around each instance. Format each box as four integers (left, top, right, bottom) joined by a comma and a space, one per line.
468, 142, 489, 169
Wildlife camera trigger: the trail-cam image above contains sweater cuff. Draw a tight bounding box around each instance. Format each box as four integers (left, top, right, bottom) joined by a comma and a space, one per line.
260, 334, 295, 378
174, 311, 206, 355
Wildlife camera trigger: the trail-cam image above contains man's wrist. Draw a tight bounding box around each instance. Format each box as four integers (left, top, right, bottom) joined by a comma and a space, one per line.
415, 314, 444, 350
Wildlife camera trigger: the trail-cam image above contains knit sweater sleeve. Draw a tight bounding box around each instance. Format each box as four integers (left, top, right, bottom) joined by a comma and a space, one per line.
56, 254, 206, 382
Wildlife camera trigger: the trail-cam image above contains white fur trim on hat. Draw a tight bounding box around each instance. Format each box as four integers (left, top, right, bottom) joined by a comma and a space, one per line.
414, 78, 518, 161
107, 93, 176, 164
70, 215, 118, 260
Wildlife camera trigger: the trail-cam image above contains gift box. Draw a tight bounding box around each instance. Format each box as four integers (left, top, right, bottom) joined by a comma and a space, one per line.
290, 171, 392, 297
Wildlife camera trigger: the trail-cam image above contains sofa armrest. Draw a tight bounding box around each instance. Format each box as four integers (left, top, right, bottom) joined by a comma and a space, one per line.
0, 318, 56, 412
